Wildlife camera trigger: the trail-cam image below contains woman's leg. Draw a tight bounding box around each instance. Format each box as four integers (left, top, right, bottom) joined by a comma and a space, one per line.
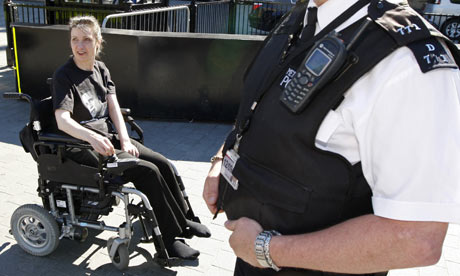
117, 152, 200, 259
117, 151, 183, 241
114, 138, 211, 238
130, 139, 189, 214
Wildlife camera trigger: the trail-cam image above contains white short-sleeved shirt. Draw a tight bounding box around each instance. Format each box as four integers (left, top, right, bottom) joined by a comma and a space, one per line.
308, 0, 460, 223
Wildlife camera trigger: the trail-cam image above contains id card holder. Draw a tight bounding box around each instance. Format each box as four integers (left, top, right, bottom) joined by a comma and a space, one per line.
220, 149, 240, 190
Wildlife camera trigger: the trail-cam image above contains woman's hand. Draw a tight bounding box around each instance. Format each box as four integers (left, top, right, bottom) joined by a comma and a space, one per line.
55, 109, 115, 156
121, 140, 139, 157
88, 133, 115, 156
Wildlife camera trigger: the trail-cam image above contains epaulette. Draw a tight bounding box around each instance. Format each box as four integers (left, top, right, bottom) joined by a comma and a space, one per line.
407, 37, 458, 73
368, 0, 460, 73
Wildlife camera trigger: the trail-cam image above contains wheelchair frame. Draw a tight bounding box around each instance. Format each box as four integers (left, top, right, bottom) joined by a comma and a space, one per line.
4, 92, 195, 270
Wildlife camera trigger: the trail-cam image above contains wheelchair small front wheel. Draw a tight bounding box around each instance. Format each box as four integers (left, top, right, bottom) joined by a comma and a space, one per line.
107, 238, 129, 270
10, 204, 60, 256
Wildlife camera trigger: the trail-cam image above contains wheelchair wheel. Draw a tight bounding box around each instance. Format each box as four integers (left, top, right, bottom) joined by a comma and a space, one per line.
107, 238, 129, 270
10, 204, 60, 256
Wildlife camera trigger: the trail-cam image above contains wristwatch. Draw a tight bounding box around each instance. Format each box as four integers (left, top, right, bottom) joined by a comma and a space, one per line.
255, 230, 281, 271
255, 231, 271, 268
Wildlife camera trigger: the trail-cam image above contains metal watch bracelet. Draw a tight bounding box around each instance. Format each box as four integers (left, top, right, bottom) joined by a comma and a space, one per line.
264, 230, 281, 271
255, 230, 281, 271
255, 231, 271, 268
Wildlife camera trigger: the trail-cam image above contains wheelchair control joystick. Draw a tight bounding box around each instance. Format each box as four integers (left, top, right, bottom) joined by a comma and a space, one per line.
108, 154, 119, 164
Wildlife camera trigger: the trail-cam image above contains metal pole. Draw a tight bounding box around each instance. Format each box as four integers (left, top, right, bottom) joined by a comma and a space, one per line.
189, 0, 196, 33
3, 0, 14, 67
228, 0, 236, 34
46, 0, 56, 25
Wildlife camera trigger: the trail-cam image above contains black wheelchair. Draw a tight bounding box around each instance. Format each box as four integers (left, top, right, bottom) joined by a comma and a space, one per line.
3, 92, 200, 270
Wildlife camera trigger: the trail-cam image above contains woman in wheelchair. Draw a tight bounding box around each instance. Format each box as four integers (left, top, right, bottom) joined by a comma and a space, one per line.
52, 15, 210, 260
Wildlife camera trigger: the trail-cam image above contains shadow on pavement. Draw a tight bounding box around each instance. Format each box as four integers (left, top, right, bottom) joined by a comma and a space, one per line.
1, 219, 195, 275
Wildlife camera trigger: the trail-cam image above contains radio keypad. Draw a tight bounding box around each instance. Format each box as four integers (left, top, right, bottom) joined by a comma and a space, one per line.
282, 67, 316, 106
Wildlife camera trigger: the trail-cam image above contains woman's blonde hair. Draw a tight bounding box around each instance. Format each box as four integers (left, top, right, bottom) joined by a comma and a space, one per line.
69, 15, 104, 56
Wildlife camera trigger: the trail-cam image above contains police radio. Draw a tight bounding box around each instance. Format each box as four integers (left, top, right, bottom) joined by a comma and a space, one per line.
280, 32, 347, 113
280, 17, 373, 113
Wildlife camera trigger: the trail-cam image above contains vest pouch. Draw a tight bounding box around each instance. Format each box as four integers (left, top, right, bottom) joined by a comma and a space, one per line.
220, 154, 312, 234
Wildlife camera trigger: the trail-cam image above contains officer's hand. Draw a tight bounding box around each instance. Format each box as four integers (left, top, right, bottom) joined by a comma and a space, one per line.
203, 159, 223, 214
225, 217, 264, 268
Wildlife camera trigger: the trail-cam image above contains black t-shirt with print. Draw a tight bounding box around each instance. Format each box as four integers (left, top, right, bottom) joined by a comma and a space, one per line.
52, 57, 116, 135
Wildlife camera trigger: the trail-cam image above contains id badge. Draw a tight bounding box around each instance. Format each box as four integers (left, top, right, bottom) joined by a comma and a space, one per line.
220, 149, 240, 190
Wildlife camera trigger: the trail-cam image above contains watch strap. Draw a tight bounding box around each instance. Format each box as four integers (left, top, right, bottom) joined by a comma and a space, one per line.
265, 230, 281, 271
255, 231, 271, 268
255, 230, 282, 271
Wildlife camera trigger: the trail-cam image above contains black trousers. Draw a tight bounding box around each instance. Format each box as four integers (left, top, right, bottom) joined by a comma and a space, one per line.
66, 137, 189, 242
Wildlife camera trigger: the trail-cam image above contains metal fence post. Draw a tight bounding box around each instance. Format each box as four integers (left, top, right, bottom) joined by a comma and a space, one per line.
228, 0, 236, 34
189, 0, 196, 33
3, 0, 14, 67
45, 0, 56, 25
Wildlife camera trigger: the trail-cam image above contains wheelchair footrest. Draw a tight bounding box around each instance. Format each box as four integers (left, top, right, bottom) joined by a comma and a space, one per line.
154, 253, 182, 267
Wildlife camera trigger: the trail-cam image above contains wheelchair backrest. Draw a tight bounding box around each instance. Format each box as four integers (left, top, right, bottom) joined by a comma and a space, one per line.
19, 96, 59, 160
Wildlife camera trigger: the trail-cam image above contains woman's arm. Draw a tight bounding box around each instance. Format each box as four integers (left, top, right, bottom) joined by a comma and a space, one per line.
106, 93, 139, 157
55, 109, 115, 156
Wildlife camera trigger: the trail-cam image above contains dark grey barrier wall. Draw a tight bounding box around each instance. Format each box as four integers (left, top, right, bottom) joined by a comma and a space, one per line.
13, 24, 264, 121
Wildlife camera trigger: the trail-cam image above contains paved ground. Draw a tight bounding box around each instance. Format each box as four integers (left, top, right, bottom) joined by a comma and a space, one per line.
0, 1, 459, 275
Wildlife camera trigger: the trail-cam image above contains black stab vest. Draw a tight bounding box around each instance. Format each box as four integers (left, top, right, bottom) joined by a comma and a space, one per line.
217, 1, 459, 275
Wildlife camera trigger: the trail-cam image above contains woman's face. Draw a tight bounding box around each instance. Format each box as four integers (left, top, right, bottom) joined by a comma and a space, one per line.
70, 27, 99, 68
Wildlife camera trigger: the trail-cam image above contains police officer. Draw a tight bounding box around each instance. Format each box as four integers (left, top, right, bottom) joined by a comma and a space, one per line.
203, 0, 460, 275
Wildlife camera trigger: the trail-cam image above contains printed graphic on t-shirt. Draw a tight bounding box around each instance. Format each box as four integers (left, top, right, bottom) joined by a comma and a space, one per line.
80, 92, 99, 118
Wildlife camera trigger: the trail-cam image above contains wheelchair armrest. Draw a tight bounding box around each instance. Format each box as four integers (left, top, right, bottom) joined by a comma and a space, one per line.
119, 107, 143, 143
120, 110, 144, 144
38, 131, 87, 145
106, 157, 140, 176
120, 108, 131, 116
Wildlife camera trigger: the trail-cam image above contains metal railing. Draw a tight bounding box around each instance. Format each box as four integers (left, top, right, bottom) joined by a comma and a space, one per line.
102, 5, 190, 32
195, 0, 230, 34
423, 12, 460, 42
231, 0, 294, 35
4, 0, 167, 25
3, 0, 294, 66
6, 1, 47, 24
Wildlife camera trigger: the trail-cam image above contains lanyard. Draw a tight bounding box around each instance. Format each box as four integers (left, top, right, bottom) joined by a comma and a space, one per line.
233, 0, 372, 153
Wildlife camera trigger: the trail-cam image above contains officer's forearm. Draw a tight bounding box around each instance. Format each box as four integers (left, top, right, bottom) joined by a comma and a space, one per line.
269, 214, 447, 273
215, 144, 224, 158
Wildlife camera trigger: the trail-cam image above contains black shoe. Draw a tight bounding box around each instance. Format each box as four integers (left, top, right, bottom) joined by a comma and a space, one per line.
183, 219, 211, 238
166, 239, 200, 260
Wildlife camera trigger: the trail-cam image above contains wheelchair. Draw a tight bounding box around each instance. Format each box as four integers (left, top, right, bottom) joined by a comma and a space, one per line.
3, 92, 201, 270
